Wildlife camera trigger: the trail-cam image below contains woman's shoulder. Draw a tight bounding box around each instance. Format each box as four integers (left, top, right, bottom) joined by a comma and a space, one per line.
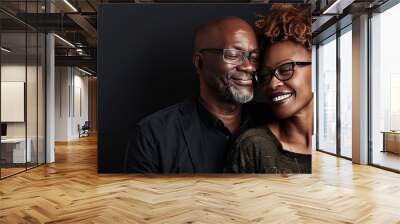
233, 126, 281, 153
236, 127, 269, 140
225, 126, 282, 173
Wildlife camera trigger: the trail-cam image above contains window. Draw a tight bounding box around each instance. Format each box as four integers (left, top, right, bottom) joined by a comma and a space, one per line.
370, 2, 400, 171
0, 2, 46, 179
317, 35, 337, 154
339, 27, 352, 158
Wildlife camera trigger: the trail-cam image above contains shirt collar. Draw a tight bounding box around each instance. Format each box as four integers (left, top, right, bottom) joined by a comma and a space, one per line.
196, 97, 251, 131
196, 97, 221, 130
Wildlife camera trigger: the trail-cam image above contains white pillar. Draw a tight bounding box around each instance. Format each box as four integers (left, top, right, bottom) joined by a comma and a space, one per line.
45, 0, 56, 163
46, 32, 55, 163
352, 14, 369, 164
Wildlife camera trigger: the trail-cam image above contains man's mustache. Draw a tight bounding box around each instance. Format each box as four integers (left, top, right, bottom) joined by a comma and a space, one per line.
229, 72, 254, 80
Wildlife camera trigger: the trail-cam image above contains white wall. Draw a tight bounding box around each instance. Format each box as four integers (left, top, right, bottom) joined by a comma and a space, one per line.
55, 66, 89, 141
55, 66, 70, 141
73, 72, 89, 138
1, 65, 26, 138
1, 63, 46, 164
1, 65, 41, 138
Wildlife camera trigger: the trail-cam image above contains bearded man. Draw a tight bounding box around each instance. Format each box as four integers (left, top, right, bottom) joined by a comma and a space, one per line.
124, 17, 260, 173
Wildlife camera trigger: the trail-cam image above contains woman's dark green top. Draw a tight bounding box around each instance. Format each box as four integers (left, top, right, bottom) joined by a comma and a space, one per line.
225, 126, 311, 174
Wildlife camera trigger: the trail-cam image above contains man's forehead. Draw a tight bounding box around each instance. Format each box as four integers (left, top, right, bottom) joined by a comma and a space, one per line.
219, 29, 258, 49
194, 17, 256, 51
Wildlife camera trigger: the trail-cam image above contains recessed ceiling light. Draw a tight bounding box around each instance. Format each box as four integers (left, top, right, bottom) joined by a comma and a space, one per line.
323, 0, 355, 15
1, 47, 11, 53
78, 67, 93, 76
63, 0, 78, 12
54, 34, 75, 48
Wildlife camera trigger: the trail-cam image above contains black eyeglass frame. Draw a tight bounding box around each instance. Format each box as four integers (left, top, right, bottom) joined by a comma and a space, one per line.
257, 61, 312, 83
198, 48, 259, 66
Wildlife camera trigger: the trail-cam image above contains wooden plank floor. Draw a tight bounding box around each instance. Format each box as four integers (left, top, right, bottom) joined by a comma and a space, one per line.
1, 167, 26, 178
1, 135, 400, 223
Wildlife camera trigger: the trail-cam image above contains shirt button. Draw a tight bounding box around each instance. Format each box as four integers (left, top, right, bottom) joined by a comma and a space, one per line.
225, 136, 229, 141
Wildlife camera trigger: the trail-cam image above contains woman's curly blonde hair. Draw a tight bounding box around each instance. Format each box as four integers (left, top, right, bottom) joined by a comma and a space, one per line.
256, 4, 311, 51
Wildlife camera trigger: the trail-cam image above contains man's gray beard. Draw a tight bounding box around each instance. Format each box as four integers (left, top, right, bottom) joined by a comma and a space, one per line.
221, 84, 253, 104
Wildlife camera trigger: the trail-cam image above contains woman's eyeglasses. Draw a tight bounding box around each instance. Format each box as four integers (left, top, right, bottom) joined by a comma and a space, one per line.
257, 61, 311, 84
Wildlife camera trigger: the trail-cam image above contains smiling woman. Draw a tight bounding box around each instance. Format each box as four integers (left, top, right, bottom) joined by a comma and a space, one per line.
225, 4, 312, 174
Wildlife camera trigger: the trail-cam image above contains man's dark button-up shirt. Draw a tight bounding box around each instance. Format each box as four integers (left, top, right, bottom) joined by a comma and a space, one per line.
124, 97, 254, 173
197, 99, 250, 172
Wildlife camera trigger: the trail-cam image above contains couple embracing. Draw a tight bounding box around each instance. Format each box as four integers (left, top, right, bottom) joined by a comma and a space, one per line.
124, 5, 312, 174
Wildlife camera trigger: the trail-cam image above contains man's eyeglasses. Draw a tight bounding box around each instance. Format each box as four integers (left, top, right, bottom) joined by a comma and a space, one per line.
198, 48, 259, 66
257, 61, 311, 84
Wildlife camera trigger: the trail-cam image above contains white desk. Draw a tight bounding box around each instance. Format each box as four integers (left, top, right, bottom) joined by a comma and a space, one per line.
1, 138, 31, 163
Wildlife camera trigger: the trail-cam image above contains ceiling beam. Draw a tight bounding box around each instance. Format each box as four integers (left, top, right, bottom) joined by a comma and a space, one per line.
67, 13, 97, 47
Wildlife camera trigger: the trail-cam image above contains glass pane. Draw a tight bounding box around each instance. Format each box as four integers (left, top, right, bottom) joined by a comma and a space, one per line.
38, 32, 45, 165
26, 0, 39, 169
340, 28, 352, 158
1, 30, 27, 177
73, 68, 89, 139
371, 3, 400, 171
27, 31, 38, 169
317, 36, 337, 154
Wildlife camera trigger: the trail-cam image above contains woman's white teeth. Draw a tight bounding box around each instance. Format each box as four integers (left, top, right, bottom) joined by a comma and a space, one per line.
272, 93, 292, 102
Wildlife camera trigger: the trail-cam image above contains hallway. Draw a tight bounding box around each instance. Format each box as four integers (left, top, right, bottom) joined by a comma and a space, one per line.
0, 135, 400, 223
